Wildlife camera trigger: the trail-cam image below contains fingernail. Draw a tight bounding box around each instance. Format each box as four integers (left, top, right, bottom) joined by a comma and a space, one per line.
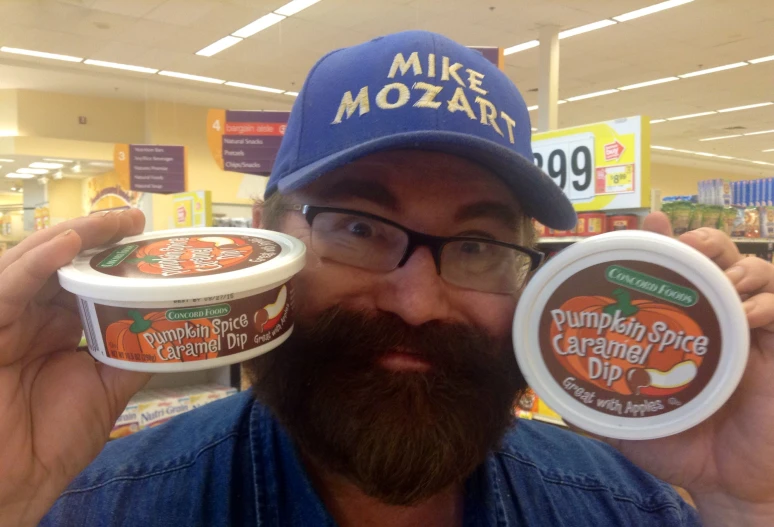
726, 266, 745, 284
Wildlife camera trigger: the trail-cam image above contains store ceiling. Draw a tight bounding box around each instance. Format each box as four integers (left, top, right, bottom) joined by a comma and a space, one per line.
0, 154, 112, 193
0, 0, 772, 171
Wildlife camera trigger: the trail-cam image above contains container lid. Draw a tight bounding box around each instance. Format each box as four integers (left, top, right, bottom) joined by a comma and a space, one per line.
513, 230, 748, 440
58, 228, 306, 302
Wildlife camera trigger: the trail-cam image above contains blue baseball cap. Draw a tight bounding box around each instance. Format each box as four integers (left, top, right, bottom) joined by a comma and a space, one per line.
266, 30, 576, 230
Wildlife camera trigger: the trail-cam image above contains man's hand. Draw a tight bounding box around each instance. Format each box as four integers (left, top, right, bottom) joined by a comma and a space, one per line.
606, 212, 774, 526
0, 210, 151, 527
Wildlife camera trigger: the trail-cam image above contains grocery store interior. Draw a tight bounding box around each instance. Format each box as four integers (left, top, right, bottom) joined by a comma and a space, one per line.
1, 0, 772, 463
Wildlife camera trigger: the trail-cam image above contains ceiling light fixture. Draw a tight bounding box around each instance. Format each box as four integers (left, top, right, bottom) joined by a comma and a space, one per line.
83, 59, 158, 73
274, 0, 322, 16
224, 81, 285, 93
557, 100, 568, 105
559, 19, 617, 40
17, 168, 49, 175
650, 119, 667, 124
694, 152, 717, 157
158, 71, 225, 84
53, 170, 64, 180
667, 111, 717, 121
565, 89, 620, 102
717, 102, 774, 113
89, 162, 114, 168
5, 173, 34, 179
679, 62, 748, 78
749, 55, 774, 64
195, 36, 243, 57
699, 134, 742, 141
764, 149, 774, 153
752, 161, 772, 165
613, 0, 694, 22
0, 46, 83, 62
715, 155, 736, 160
232, 13, 285, 38
0, 159, 14, 163
651, 146, 674, 150
744, 129, 774, 136
618, 77, 680, 90
527, 105, 539, 111
72, 162, 82, 173
503, 40, 539, 55
283, 91, 299, 97
43, 158, 73, 163
29, 162, 64, 169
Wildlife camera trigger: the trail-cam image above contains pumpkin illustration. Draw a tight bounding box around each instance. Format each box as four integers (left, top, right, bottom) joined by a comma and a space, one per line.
126, 236, 253, 276
549, 289, 704, 396
105, 310, 219, 362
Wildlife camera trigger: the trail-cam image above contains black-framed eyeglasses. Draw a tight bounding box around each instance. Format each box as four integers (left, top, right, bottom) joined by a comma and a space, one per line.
284, 204, 544, 294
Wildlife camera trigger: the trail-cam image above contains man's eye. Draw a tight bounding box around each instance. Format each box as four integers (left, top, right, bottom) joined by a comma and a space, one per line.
460, 241, 487, 254
347, 221, 374, 238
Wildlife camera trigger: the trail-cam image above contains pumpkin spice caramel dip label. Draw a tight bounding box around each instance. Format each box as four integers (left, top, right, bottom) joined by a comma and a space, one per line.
539, 261, 721, 419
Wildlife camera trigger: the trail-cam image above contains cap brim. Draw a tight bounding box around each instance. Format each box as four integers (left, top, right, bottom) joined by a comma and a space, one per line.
275, 130, 577, 230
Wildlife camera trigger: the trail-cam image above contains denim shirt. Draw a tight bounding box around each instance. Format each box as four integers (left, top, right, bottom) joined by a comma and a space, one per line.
42, 390, 700, 526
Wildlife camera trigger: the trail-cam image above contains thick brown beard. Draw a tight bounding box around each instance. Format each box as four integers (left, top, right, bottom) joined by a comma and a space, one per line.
244, 308, 526, 506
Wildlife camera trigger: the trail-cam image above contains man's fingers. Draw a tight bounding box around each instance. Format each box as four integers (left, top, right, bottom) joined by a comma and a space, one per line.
743, 292, 774, 332
725, 257, 774, 295
642, 212, 673, 237
0, 209, 145, 275
0, 230, 83, 328
678, 228, 743, 270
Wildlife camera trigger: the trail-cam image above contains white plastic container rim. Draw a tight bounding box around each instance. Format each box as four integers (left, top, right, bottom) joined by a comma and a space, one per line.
513, 230, 749, 440
58, 228, 306, 302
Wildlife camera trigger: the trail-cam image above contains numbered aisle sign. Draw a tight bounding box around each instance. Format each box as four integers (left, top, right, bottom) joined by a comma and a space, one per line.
531, 116, 651, 211
207, 109, 290, 176
114, 143, 187, 194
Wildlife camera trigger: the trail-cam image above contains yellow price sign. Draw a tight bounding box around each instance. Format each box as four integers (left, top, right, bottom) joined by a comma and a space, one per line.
599, 165, 635, 194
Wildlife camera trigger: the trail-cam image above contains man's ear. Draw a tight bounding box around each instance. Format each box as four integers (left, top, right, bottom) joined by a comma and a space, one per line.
252, 201, 263, 228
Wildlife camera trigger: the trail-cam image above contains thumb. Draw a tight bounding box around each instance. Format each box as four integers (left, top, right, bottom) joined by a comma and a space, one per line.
642, 212, 673, 237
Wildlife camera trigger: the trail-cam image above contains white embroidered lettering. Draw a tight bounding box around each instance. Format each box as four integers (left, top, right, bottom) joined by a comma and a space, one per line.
332, 87, 370, 124
475, 96, 504, 136
466, 69, 487, 95
387, 52, 422, 78
447, 87, 476, 120
413, 82, 443, 109
441, 56, 465, 87
428, 53, 436, 77
500, 111, 516, 144
376, 82, 411, 109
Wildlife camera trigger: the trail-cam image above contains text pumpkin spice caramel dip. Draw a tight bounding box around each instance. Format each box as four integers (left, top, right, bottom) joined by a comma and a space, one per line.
514, 230, 749, 440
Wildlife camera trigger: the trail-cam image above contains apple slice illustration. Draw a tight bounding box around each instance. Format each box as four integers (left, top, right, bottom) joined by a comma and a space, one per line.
198, 236, 236, 247
253, 285, 288, 333
627, 360, 698, 396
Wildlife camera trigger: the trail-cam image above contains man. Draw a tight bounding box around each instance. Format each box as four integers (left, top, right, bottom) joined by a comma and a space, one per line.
1, 31, 772, 526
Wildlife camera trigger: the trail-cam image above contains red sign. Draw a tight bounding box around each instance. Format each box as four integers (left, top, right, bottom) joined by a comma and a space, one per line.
604, 140, 625, 161
224, 122, 287, 136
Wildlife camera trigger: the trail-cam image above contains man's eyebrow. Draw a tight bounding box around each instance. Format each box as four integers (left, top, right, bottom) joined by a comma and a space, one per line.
317, 179, 399, 210
454, 201, 521, 230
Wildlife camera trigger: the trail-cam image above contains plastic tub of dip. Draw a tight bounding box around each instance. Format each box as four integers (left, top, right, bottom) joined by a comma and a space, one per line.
513, 230, 748, 440
58, 228, 306, 373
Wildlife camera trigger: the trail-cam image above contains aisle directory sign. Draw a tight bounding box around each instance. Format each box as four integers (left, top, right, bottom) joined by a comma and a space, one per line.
114, 143, 187, 194
207, 110, 290, 175
531, 116, 650, 211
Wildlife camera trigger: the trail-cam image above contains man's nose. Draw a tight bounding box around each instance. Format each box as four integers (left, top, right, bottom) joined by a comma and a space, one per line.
374, 246, 453, 326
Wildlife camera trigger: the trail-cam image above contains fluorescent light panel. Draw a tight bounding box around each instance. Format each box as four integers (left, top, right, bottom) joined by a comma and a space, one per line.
274, 0, 322, 16
700, 135, 741, 141
619, 77, 679, 90
83, 59, 158, 73
0, 159, 14, 163
503, 40, 539, 55
749, 55, 774, 64
614, 0, 694, 22
679, 62, 748, 78
5, 173, 34, 179
158, 71, 225, 84
225, 81, 284, 94
763, 149, 774, 153
527, 105, 539, 111
559, 19, 617, 39
0, 46, 82, 62
650, 119, 666, 124
651, 146, 674, 150
667, 111, 716, 121
716, 155, 736, 160
717, 102, 773, 113
744, 130, 774, 136
283, 91, 299, 97
566, 89, 619, 102
232, 13, 285, 38
17, 168, 48, 175
196, 36, 242, 57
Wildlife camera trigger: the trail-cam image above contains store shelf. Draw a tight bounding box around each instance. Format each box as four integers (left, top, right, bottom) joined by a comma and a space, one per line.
732, 238, 774, 244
